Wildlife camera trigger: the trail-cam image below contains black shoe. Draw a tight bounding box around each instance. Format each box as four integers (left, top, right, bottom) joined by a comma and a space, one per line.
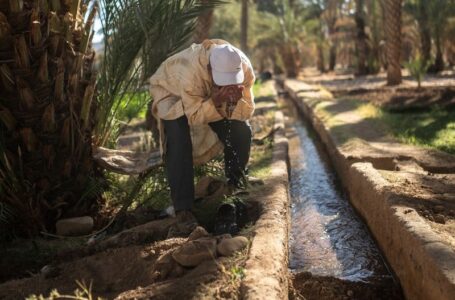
214, 203, 238, 235
233, 198, 248, 229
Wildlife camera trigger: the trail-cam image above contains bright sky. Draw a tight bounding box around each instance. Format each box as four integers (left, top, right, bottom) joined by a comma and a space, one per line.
93, 17, 103, 43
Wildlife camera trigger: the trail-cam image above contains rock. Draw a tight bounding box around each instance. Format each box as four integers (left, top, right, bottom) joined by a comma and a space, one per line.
248, 176, 264, 186
216, 233, 232, 243
433, 205, 445, 214
347, 290, 354, 297
188, 226, 210, 241
217, 236, 249, 257
171, 264, 185, 277
194, 176, 230, 200
194, 176, 215, 198
41, 265, 60, 278
56, 216, 94, 236
154, 251, 176, 279
434, 214, 446, 224
172, 238, 217, 267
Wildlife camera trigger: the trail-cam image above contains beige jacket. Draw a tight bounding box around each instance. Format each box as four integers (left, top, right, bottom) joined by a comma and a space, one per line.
149, 39, 255, 165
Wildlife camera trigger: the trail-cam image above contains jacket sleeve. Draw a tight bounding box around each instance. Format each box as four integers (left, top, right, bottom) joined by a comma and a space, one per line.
230, 62, 256, 121
180, 87, 224, 126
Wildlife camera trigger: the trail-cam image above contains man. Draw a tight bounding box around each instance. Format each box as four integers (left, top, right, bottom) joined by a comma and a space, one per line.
149, 39, 255, 232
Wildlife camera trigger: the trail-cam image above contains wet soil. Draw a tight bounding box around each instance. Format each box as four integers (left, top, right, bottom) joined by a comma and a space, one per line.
290, 272, 402, 300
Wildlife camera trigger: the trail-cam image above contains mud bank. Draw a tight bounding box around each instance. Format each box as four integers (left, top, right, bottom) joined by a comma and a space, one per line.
284, 79, 455, 300
241, 109, 290, 300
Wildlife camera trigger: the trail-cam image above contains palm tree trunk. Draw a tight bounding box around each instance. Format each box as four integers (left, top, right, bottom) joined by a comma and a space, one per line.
317, 44, 326, 73
282, 45, 298, 78
0, 0, 100, 235
329, 44, 337, 71
193, 1, 214, 43
355, 0, 369, 75
432, 32, 444, 72
384, 0, 402, 85
240, 0, 249, 52
418, 0, 432, 64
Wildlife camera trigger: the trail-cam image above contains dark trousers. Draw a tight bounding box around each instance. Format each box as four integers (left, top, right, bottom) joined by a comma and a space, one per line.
163, 116, 252, 212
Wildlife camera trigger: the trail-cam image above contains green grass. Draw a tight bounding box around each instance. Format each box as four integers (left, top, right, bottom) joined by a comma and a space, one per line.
252, 80, 262, 97
116, 91, 150, 122
249, 142, 273, 178
383, 108, 455, 154
357, 103, 455, 154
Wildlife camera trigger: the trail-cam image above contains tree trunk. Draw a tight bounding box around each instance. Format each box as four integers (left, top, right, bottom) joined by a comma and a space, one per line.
329, 44, 337, 71
355, 0, 369, 75
384, 0, 402, 85
317, 44, 326, 73
240, 0, 249, 53
324, 0, 338, 71
432, 33, 445, 73
282, 45, 298, 78
193, 1, 214, 43
417, 1, 432, 64
0, 0, 101, 235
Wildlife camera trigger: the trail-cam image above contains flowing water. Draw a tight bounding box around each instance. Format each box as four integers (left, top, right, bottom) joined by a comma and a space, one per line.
286, 103, 393, 283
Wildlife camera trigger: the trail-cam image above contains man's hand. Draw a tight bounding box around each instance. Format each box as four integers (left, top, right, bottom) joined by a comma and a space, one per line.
212, 85, 244, 106
212, 86, 229, 108
226, 85, 244, 104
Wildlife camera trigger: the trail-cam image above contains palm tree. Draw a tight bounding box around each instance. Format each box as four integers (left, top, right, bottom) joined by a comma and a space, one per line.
384, 0, 403, 85
0, 0, 219, 237
240, 0, 249, 52
355, 0, 369, 75
0, 0, 99, 235
193, 0, 214, 43
323, 0, 340, 71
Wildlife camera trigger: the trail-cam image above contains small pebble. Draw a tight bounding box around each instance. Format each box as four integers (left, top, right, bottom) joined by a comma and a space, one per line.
347, 290, 354, 297
41, 265, 60, 279
187, 226, 209, 241
217, 236, 249, 257
434, 214, 446, 224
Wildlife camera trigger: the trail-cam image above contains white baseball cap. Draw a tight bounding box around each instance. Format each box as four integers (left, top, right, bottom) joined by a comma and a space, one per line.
209, 44, 244, 86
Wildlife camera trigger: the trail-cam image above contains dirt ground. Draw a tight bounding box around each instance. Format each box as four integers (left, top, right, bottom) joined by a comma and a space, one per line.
289, 272, 403, 300
299, 68, 455, 111
0, 83, 278, 299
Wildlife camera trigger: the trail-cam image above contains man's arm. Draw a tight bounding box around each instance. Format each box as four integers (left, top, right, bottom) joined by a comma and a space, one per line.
180, 87, 225, 125
230, 62, 255, 121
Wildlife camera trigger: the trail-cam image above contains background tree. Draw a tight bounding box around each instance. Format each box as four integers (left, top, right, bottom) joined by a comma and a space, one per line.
323, 0, 341, 71
194, 0, 215, 43
384, 0, 403, 85
241, 0, 249, 52
355, 0, 369, 74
